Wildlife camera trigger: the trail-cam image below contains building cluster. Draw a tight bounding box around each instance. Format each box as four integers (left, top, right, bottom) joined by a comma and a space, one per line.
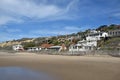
13, 43, 67, 52
69, 30, 108, 52
12, 29, 120, 52
69, 29, 120, 52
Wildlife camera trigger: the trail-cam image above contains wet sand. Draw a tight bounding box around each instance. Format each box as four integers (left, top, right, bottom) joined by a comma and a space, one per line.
0, 52, 120, 80
0, 67, 55, 80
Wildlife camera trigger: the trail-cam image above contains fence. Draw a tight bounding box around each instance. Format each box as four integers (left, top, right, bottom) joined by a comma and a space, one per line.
34, 49, 120, 57
0, 49, 119, 57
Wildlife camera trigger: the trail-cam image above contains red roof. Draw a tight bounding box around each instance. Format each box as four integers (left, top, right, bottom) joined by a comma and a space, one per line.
41, 44, 54, 48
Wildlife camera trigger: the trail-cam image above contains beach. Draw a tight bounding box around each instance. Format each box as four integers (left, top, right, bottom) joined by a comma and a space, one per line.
0, 52, 120, 80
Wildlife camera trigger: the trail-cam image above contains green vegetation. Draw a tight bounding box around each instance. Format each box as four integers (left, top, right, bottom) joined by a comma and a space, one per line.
96, 24, 120, 32
98, 37, 120, 50
0, 24, 120, 50
22, 42, 36, 49
96, 24, 120, 50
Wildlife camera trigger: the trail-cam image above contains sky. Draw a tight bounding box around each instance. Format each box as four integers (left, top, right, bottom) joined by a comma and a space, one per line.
0, 0, 120, 42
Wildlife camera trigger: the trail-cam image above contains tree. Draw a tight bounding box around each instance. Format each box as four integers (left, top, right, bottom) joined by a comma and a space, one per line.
22, 42, 36, 49
96, 25, 108, 31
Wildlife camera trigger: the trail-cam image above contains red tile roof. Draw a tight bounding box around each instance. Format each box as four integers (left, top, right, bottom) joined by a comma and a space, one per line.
41, 44, 54, 48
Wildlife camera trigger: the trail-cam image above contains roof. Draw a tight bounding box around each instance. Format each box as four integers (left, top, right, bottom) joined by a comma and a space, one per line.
49, 46, 61, 48
41, 44, 54, 48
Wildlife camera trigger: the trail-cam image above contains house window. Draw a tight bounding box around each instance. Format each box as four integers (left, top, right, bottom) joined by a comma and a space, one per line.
89, 47, 92, 50
73, 46, 77, 49
100, 33, 102, 36
85, 46, 88, 49
115, 32, 118, 35
109, 32, 111, 35
119, 31, 120, 35
78, 46, 82, 49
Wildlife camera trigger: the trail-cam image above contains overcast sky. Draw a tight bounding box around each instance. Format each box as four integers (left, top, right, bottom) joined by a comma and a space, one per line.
0, 0, 120, 42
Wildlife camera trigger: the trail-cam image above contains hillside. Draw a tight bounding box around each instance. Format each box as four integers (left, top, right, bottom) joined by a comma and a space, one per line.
98, 37, 120, 50
0, 38, 35, 48
0, 24, 120, 50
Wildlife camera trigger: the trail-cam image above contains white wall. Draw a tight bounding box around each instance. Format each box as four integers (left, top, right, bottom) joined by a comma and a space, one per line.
13, 44, 24, 51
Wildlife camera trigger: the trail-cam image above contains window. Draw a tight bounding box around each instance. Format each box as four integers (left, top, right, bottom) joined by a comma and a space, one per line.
109, 32, 111, 35
78, 46, 82, 48
100, 33, 102, 36
73, 46, 77, 49
115, 32, 118, 35
119, 31, 120, 35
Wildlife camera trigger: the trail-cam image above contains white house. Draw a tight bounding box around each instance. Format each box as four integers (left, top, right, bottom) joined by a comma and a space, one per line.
27, 47, 41, 52
48, 46, 62, 52
49, 45, 67, 52
86, 32, 108, 41
12, 44, 24, 51
69, 40, 97, 51
69, 31, 108, 52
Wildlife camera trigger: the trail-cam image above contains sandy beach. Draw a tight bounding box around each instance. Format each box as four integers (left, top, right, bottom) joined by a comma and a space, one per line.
0, 52, 120, 80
